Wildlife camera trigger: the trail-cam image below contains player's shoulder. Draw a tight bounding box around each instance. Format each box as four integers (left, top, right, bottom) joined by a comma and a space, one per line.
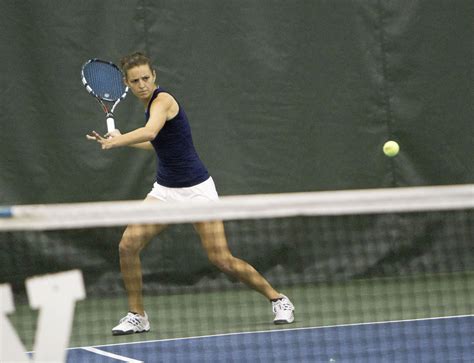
151, 91, 177, 109
156, 91, 174, 101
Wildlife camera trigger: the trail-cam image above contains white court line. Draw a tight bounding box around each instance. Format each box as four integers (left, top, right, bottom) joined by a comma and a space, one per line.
73, 314, 473, 350
81, 346, 143, 362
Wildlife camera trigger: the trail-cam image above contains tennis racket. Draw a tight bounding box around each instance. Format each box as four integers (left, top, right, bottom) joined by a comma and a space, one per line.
81, 59, 128, 133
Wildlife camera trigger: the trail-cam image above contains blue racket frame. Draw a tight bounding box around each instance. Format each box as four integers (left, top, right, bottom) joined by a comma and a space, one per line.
81, 59, 129, 132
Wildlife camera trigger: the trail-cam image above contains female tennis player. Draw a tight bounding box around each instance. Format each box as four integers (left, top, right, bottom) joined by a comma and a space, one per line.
86, 52, 294, 335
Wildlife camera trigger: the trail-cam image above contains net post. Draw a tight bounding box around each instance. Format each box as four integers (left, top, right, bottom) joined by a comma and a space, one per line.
0, 206, 12, 218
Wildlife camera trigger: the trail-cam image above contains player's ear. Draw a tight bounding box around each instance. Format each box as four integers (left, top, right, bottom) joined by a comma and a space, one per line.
123, 71, 130, 86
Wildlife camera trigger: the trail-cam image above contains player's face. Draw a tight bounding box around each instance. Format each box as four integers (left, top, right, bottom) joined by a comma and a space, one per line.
125, 64, 157, 102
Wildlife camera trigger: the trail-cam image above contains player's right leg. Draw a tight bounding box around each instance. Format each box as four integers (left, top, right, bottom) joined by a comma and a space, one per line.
112, 196, 167, 336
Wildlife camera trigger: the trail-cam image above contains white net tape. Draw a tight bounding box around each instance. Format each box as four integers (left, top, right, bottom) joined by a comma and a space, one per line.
1, 184, 473, 231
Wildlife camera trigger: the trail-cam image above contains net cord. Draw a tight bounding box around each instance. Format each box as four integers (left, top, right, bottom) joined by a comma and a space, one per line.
0, 184, 472, 231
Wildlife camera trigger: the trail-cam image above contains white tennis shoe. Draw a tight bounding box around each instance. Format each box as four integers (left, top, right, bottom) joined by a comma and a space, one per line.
272, 294, 295, 324
112, 311, 150, 336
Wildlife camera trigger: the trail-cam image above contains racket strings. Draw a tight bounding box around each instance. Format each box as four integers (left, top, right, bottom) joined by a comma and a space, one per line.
83, 61, 125, 101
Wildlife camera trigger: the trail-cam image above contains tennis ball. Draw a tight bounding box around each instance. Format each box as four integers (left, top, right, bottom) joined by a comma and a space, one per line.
383, 140, 399, 157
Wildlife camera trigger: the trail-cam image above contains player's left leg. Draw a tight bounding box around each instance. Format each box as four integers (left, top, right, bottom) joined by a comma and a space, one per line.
193, 220, 295, 323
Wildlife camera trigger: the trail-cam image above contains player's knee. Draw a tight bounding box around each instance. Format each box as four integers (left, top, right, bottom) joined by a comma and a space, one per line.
119, 240, 138, 256
119, 233, 143, 256
208, 253, 234, 274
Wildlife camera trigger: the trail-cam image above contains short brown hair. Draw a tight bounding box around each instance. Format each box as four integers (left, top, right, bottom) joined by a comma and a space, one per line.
120, 52, 153, 78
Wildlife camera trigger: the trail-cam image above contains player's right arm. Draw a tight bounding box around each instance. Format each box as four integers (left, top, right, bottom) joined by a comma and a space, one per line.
87, 93, 173, 150
130, 142, 153, 150
103, 130, 153, 150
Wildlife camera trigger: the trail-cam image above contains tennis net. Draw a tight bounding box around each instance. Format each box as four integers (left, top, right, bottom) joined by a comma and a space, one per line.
0, 184, 473, 362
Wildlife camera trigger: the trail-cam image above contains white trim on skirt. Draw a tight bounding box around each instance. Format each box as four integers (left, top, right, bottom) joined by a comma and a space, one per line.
147, 177, 219, 202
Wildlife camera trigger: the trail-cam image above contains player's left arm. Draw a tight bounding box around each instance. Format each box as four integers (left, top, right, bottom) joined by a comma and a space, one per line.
87, 93, 172, 149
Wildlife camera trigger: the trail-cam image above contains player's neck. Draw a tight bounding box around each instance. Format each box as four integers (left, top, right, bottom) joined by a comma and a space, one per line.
140, 85, 159, 107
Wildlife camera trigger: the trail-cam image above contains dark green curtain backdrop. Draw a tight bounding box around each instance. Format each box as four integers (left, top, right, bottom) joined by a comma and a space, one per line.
0, 0, 472, 204
0, 0, 473, 294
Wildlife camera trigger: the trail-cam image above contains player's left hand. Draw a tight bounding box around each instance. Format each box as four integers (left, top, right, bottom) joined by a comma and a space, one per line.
105, 129, 122, 138
86, 131, 116, 150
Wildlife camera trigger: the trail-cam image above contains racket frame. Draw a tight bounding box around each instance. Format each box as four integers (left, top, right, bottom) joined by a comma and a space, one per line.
81, 58, 129, 133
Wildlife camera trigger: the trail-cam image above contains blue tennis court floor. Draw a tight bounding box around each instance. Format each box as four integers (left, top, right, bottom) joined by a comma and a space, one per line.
65, 315, 473, 362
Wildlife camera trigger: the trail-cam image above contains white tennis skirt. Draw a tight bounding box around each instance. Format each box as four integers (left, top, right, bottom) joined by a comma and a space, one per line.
147, 177, 219, 202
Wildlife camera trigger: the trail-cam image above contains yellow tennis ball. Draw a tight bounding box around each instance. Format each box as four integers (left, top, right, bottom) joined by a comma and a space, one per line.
383, 141, 399, 157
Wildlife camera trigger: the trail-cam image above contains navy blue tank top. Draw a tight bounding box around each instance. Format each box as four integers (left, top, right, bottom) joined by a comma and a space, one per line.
145, 88, 209, 187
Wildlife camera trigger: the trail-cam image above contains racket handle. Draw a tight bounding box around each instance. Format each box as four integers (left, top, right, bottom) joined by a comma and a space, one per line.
106, 113, 115, 133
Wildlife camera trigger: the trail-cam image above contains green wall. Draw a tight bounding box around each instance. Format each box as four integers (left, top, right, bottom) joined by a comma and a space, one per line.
0, 0, 473, 294
0, 0, 472, 205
